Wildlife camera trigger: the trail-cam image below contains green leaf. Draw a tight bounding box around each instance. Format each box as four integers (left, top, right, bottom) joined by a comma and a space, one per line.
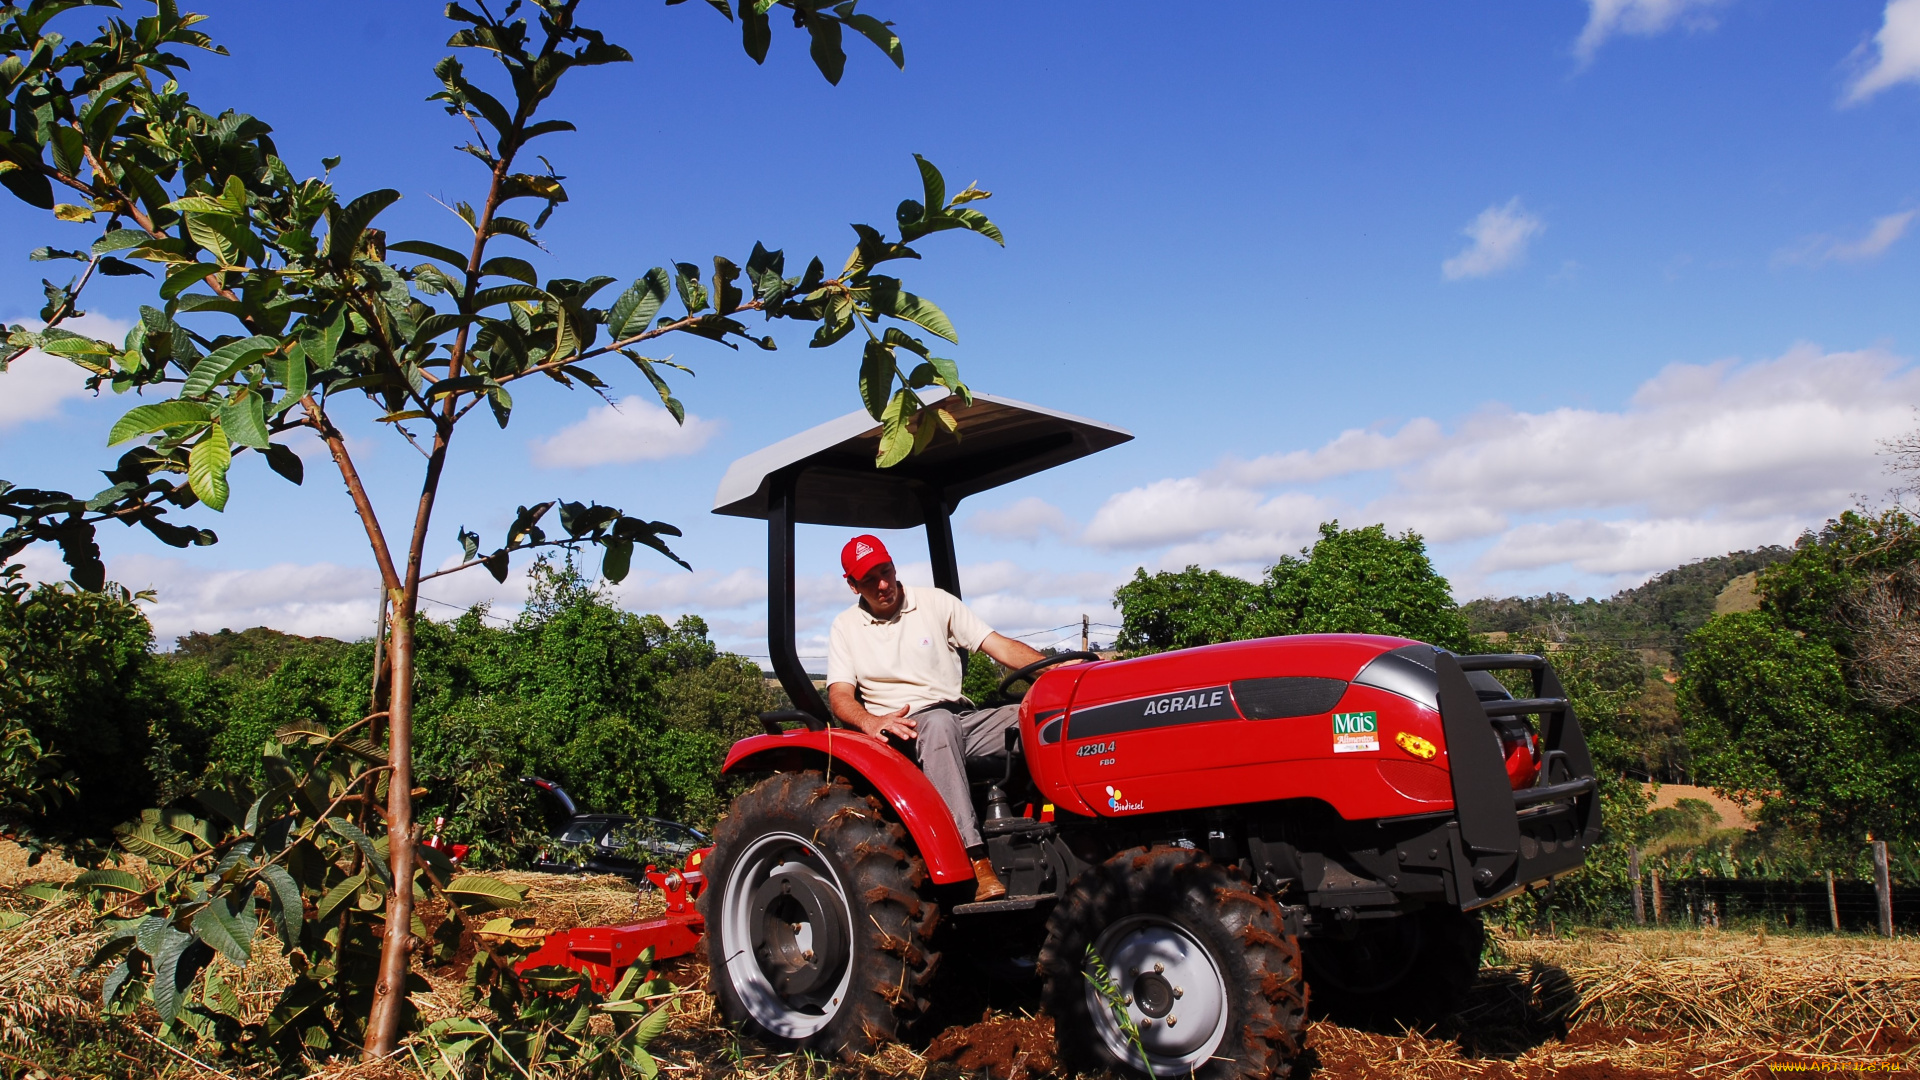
160, 261, 217, 301
622, 353, 686, 424
480, 255, 538, 285
485, 216, 544, 248
672, 263, 708, 315
219, 393, 270, 450
389, 239, 469, 267
326, 818, 391, 886
948, 206, 1003, 245
109, 400, 214, 446
868, 280, 956, 343
182, 335, 279, 398
73, 869, 147, 895
92, 229, 149, 255
877, 388, 916, 467
324, 188, 402, 262
859, 339, 893, 420
444, 874, 528, 913
150, 928, 202, 1025
260, 865, 303, 949
470, 284, 550, 309
298, 312, 344, 369
0, 165, 55, 209
315, 871, 366, 921
741, 0, 771, 61
191, 897, 252, 965
913, 153, 946, 213
602, 538, 633, 584
846, 12, 903, 68
803, 9, 846, 84
187, 423, 232, 511
264, 443, 303, 486
608, 268, 671, 339
516, 965, 588, 993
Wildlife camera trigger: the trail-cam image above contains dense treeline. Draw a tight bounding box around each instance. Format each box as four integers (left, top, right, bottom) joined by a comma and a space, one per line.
1, 559, 767, 866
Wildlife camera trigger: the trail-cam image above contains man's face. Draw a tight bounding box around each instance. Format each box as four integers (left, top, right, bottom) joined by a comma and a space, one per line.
849, 561, 902, 617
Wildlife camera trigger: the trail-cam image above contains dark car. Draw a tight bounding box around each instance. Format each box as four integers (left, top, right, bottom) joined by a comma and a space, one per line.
530, 813, 709, 878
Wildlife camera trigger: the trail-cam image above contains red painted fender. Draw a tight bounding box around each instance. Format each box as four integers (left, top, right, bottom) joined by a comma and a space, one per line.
721, 728, 974, 885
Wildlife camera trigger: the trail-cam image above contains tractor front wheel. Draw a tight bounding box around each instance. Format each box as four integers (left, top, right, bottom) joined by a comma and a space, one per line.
700, 772, 939, 1057
1038, 846, 1308, 1079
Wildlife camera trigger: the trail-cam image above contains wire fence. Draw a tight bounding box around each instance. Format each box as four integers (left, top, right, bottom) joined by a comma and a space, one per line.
1629, 876, 1920, 933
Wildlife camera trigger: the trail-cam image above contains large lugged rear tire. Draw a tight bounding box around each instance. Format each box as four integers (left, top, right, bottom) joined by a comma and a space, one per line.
700, 772, 940, 1057
1038, 846, 1308, 1080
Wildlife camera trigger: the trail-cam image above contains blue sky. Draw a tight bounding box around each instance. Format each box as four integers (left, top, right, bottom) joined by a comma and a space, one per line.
7, 0, 1920, 660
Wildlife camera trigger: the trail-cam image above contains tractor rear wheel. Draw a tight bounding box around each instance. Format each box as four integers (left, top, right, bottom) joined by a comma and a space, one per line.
1038, 846, 1308, 1080
700, 771, 940, 1057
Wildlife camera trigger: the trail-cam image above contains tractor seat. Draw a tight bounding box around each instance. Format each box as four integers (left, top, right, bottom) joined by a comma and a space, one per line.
965, 754, 1009, 783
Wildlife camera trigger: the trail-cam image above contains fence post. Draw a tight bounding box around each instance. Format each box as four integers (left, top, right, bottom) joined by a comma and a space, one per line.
1630, 848, 1646, 926
1827, 870, 1840, 933
1873, 840, 1894, 939
1650, 870, 1663, 925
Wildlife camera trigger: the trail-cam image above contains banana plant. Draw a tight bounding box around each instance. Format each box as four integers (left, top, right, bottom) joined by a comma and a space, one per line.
3, 0, 1000, 1057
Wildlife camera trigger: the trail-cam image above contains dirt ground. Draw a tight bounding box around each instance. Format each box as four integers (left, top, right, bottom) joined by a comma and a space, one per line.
5, 843, 1917, 1079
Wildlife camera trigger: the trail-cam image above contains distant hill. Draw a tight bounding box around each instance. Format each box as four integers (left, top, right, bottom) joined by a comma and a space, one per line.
169, 626, 353, 678
1462, 547, 1793, 654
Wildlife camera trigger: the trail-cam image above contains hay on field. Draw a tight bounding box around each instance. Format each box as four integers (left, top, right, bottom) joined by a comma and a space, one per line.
1496, 928, 1920, 1056
491, 869, 660, 931
0, 885, 101, 1047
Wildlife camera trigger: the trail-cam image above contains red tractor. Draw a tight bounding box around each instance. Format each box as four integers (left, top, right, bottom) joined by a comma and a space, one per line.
699, 393, 1600, 1078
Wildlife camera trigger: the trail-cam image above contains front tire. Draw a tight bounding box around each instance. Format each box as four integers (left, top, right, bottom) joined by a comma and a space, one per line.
1039, 846, 1308, 1079
700, 772, 940, 1057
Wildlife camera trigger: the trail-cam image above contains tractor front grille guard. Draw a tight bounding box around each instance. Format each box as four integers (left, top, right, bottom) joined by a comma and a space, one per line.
1437, 653, 1602, 909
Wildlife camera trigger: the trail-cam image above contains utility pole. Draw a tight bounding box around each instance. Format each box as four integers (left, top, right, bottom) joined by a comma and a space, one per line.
1630, 848, 1645, 926
1873, 839, 1894, 938
1082, 613, 1090, 653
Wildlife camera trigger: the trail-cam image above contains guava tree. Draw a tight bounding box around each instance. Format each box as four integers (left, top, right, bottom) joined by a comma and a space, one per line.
1, 0, 998, 1056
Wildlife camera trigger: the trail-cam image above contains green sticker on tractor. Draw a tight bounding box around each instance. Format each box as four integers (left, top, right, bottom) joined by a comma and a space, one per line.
1332, 710, 1379, 753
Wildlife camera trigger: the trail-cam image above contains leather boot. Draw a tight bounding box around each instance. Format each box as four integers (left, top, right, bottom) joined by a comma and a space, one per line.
971, 856, 1008, 902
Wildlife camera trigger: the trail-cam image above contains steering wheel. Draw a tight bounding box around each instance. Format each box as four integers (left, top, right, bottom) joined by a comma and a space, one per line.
997, 651, 1101, 700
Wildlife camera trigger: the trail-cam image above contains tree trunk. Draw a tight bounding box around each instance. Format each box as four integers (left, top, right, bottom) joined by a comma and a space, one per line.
363, 590, 418, 1058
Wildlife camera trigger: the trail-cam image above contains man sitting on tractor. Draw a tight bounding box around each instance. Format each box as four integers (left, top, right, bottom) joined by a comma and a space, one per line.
825, 534, 1049, 902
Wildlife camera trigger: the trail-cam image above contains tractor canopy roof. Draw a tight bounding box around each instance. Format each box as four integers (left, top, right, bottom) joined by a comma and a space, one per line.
712, 390, 1132, 528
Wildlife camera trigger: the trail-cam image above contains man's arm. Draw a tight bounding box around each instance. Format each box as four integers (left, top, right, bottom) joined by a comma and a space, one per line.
828, 682, 919, 740
978, 632, 1048, 671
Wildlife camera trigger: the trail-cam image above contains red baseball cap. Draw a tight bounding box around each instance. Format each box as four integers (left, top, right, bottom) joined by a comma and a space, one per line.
841, 534, 892, 581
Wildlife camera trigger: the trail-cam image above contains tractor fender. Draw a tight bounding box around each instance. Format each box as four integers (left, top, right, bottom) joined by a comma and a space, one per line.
721, 729, 974, 885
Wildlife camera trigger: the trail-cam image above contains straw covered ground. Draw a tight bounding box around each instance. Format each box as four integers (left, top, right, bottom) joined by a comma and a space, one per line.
3, 850, 1916, 1080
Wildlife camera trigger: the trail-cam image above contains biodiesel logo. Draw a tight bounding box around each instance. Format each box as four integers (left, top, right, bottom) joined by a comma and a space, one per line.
1105, 785, 1144, 812
1332, 710, 1379, 754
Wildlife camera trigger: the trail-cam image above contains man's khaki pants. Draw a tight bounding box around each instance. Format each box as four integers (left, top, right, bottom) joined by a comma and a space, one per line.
905, 703, 1022, 850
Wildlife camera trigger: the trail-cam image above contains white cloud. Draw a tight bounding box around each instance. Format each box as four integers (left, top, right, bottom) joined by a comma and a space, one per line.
1575, 0, 1730, 63
1441, 199, 1544, 281
102, 554, 383, 647
965, 496, 1075, 542
1845, 0, 1920, 104
1774, 210, 1915, 267
529, 396, 718, 468
1081, 343, 1920, 591
0, 313, 132, 429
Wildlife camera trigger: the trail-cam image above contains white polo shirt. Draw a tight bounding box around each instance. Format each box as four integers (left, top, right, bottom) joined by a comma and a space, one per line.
825, 585, 996, 714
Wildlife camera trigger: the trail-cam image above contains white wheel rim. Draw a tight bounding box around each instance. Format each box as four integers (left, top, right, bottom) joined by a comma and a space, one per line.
1085, 915, 1231, 1075
718, 831, 855, 1039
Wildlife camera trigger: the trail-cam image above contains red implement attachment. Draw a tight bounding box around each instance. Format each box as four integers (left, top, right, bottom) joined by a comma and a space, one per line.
514, 848, 712, 994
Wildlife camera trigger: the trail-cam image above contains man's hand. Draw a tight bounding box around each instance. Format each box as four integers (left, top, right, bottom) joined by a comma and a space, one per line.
828, 683, 919, 740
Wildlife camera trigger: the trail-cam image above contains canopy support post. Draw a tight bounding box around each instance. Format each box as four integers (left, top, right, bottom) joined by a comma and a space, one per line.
769, 467, 831, 724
